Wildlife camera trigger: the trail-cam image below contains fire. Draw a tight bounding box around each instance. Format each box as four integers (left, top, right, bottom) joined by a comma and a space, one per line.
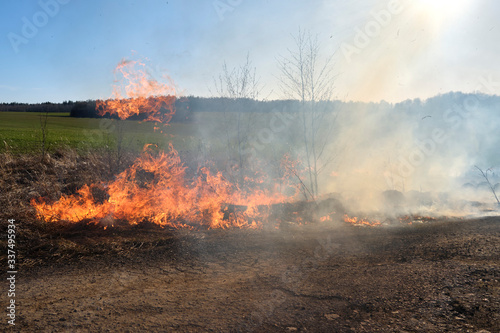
343, 214, 381, 227
96, 59, 176, 123
32, 143, 292, 229
31, 57, 298, 229
31, 184, 111, 222
320, 215, 331, 222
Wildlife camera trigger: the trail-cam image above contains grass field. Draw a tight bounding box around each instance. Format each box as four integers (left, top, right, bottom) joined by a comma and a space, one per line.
0, 112, 200, 154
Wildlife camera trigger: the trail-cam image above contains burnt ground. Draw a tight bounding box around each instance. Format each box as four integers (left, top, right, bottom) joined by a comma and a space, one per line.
1, 216, 499, 332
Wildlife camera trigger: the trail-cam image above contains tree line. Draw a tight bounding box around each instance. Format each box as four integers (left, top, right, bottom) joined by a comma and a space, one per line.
0, 97, 343, 123
0, 101, 75, 113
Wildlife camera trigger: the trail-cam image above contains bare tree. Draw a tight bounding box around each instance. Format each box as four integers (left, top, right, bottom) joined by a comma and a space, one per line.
475, 166, 500, 206
214, 53, 260, 100
212, 53, 262, 184
277, 28, 337, 199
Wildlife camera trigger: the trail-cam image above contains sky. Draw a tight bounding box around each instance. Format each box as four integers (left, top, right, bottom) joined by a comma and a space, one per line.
0, 0, 499, 103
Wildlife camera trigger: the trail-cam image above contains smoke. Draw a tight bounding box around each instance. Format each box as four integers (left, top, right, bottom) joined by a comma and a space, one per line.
190, 93, 500, 218
312, 92, 500, 217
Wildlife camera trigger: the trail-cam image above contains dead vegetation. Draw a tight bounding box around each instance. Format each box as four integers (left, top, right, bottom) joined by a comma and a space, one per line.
0, 149, 137, 268
1, 151, 499, 332
0, 149, 112, 218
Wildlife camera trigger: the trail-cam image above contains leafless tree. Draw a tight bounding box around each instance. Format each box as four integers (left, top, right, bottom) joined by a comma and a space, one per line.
277, 28, 337, 199
475, 166, 500, 205
214, 53, 260, 101
212, 53, 262, 184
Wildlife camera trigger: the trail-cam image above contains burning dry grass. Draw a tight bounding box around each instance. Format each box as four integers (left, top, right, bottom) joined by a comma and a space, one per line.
0, 147, 305, 230
0, 150, 110, 220
29, 144, 303, 229
0, 148, 171, 269
0, 148, 328, 269
0, 147, 492, 277
0, 149, 126, 267
0, 147, 458, 234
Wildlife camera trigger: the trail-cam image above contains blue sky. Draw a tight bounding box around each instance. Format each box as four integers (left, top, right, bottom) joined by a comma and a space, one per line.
1, 0, 499, 103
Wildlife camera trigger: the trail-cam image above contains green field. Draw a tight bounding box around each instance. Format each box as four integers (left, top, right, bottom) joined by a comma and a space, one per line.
0, 112, 200, 154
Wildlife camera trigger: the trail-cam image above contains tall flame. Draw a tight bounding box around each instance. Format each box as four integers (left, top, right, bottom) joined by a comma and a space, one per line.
96, 59, 176, 123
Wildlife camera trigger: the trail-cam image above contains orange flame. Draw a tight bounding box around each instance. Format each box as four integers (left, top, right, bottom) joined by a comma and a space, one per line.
319, 215, 332, 222
96, 59, 176, 123
343, 214, 381, 227
31, 144, 292, 229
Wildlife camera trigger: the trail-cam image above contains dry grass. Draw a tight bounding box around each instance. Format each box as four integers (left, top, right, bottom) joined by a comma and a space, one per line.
0, 148, 320, 269
0, 149, 142, 268
0, 147, 266, 269
1, 150, 107, 218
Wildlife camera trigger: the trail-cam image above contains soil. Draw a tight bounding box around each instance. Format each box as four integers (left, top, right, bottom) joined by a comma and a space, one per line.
2, 217, 499, 332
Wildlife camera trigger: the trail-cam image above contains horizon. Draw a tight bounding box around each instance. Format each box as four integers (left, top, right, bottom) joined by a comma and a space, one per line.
1, 0, 499, 104
1, 90, 498, 106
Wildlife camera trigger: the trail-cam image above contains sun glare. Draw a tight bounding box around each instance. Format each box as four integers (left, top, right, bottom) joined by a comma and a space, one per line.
416, 0, 471, 19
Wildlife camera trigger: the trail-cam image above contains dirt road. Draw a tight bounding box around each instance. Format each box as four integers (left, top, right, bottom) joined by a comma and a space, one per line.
3, 217, 499, 332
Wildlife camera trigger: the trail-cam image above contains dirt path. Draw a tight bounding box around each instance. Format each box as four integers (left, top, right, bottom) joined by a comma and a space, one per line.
3, 218, 500, 332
